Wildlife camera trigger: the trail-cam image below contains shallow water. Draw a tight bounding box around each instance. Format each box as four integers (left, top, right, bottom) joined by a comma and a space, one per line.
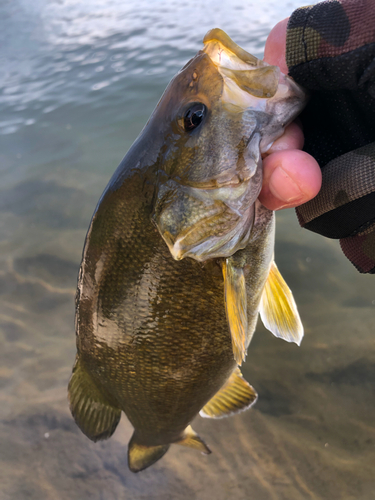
1, 1, 374, 499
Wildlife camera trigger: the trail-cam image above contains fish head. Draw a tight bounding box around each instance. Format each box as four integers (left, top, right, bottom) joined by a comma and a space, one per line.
151, 28, 307, 262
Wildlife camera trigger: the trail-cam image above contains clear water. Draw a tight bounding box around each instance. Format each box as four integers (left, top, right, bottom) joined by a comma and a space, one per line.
1, 1, 374, 498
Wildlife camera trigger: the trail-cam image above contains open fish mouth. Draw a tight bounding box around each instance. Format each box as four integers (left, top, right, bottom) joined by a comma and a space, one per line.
202, 28, 306, 105
202, 28, 307, 153
202, 28, 281, 110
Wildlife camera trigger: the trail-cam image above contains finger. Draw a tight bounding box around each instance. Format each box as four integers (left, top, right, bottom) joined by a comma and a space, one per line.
263, 18, 289, 73
263, 121, 304, 157
259, 149, 322, 211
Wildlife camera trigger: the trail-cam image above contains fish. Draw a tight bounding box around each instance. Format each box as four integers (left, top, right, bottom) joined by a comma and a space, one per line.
68, 28, 306, 473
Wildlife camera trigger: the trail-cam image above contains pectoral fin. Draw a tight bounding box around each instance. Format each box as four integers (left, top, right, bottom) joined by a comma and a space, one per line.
259, 261, 304, 345
68, 356, 121, 442
223, 258, 247, 365
175, 425, 211, 454
200, 367, 257, 419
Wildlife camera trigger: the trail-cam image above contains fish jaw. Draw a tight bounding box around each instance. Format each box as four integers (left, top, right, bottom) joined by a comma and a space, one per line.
203, 29, 280, 110
259, 72, 308, 153
203, 28, 308, 152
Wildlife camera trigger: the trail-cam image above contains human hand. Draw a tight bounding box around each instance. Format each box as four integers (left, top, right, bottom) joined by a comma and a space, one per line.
259, 18, 322, 211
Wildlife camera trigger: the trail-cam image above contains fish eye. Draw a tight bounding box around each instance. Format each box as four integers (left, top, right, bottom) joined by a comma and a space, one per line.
183, 103, 207, 132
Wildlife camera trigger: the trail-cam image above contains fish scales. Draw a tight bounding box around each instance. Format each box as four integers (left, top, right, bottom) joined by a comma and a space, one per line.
69, 28, 306, 472
77, 181, 236, 441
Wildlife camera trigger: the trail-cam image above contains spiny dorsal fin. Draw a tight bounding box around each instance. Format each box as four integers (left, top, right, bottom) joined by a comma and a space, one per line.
223, 258, 247, 365
68, 356, 121, 442
200, 367, 257, 419
259, 261, 304, 345
128, 433, 170, 473
175, 425, 211, 454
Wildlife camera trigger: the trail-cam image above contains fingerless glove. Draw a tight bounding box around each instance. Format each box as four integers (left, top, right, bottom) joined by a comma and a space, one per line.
286, 0, 375, 273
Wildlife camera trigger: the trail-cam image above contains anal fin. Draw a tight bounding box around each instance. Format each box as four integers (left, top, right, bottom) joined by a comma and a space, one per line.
175, 425, 211, 454
128, 433, 170, 473
200, 367, 257, 419
259, 261, 304, 345
223, 258, 247, 365
68, 356, 121, 442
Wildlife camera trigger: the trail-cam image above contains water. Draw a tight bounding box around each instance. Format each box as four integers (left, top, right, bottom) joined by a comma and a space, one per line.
1, 1, 374, 498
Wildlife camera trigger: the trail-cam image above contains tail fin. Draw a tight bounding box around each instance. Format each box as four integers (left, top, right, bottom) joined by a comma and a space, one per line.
68, 356, 121, 442
128, 433, 170, 473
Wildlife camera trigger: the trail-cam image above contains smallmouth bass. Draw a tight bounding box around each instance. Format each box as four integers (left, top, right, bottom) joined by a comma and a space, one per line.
68, 28, 306, 472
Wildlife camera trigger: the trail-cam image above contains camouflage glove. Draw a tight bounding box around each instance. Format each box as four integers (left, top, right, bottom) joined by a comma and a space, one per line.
286, 0, 375, 273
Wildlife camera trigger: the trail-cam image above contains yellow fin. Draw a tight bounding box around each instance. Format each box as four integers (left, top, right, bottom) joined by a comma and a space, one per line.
259, 261, 304, 345
68, 356, 121, 442
175, 425, 211, 454
128, 433, 170, 473
223, 258, 247, 365
221, 66, 280, 98
200, 368, 257, 419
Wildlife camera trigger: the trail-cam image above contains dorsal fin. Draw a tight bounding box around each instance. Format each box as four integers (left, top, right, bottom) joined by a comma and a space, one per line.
259, 261, 304, 345
175, 425, 211, 454
223, 258, 247, 365
200, 368, 257, 419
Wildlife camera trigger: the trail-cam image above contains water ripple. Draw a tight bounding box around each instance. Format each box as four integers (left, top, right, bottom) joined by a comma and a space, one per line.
0, 0, 316, 135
